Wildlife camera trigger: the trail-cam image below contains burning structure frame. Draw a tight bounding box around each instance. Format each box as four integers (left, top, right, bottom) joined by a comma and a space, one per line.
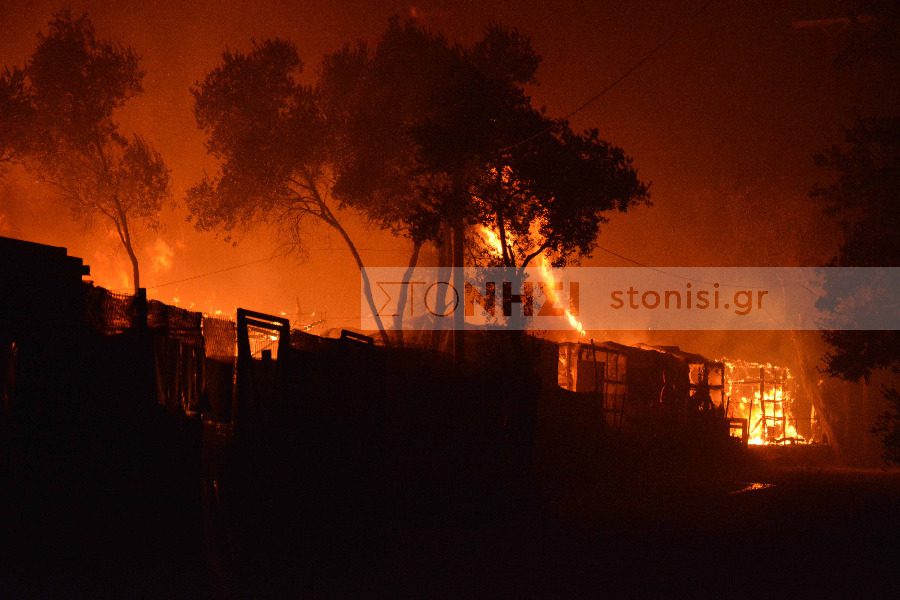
557, 341, 818, 445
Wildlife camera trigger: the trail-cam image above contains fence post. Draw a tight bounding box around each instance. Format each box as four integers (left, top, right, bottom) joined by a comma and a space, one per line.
134, 288, 148, 332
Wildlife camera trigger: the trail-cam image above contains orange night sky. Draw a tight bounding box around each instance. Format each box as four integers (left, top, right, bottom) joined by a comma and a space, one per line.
2, 0, 897, 361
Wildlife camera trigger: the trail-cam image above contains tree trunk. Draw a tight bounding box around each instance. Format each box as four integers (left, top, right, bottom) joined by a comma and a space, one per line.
126, 244, 141, 296
112, 203, 141, 296
394, 240, 422, 347
329, 217, 391, 346
452, 222, 465, 364
430, 225, 453, 352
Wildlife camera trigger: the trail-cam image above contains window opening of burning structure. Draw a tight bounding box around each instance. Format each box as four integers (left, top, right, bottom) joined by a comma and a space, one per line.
723, 360, 817, 445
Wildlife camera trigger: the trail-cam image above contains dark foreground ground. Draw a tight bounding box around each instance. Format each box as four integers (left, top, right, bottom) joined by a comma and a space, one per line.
257, 459, 900, 598
4, 414, 900, 599
223, 468, 900, 599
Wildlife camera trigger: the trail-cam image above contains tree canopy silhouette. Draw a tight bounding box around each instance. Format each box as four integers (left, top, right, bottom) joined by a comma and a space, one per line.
1, 10, 170, 294
815, 4, 900, 462
0, 67, 32, 169
323, 19, 649, 271
187, 37, 392, 343
188, 19, 648, 343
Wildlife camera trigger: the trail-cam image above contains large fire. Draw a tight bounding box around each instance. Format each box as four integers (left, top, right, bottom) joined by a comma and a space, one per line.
723, 360, 809, 445
478, 225, 586, 337
558, 342, 817, 445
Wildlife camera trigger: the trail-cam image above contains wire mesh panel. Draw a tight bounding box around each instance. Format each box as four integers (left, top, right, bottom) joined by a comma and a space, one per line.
148, 300, 203, 347
200, 318, 235, 422
202, 317, 236, 360
84, 286, 136, 334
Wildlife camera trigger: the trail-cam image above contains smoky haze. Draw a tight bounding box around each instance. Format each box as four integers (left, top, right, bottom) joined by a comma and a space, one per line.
2, 0, 897, 364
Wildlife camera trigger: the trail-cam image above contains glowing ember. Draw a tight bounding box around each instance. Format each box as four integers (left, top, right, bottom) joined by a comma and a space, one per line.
729, 482, 776, 495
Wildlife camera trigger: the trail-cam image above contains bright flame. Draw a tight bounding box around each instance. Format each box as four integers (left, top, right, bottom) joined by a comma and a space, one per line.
479, 225, 505, 257
724, 361, 807, 445
478, 225, 586, 337
537, 256, 586, 337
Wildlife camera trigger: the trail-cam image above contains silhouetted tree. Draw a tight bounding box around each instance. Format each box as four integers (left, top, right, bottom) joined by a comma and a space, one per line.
311, 21, 632, 350
0, 67, 32, 170
319, 28, 449, 249
2, 11, 170, 294
815, 117, 900, 461
317, 23, 458, 336
812, 1, 900, 462
324, 20, 647, 268
321, 18, 648, 341
190, 21, 647, 343
188, 38, 393, 344
470, 124, 649, 269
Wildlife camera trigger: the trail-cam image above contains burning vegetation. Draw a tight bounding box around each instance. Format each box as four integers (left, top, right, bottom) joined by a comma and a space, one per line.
479, 224, 587, 336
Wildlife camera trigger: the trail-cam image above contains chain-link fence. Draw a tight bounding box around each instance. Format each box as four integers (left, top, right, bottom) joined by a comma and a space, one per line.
85, 286, 137, 334
202, 317, 236, 360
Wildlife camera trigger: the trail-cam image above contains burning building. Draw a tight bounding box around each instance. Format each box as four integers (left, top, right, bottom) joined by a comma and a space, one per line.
723, 360, 817, 445
557, 340, 818, 446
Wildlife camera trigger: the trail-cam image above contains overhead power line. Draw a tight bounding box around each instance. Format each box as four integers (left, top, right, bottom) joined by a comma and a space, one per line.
147, 248, 292, 289
501, 0, 718, 152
